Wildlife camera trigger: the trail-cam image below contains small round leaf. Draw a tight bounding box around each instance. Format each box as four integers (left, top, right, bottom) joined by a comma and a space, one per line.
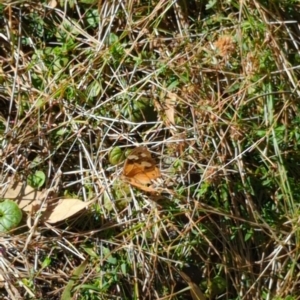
0, 199, 22, 232
27, 170, 46, 188
109, 147, 125, 165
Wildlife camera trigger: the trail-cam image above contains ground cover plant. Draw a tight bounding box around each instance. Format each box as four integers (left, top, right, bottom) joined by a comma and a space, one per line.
0, 0, 300, 299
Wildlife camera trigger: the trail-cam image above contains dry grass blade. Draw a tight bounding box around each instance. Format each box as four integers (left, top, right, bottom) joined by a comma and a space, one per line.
175, 268, 207, 300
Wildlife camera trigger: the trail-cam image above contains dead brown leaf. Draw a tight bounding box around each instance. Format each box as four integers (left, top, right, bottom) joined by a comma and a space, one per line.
1, 179, 93, 224
0, 180, 44, 212
165, 92, 176, 126
153, 92, 177, 134
48, 0, 57, 8
42, 198, 94, 224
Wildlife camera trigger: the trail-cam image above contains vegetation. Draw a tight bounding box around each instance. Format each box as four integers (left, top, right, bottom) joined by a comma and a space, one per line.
0, 0, 300, 299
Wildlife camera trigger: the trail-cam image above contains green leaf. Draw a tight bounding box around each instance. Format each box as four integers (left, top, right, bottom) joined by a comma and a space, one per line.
82, 246, 98, 258
0, 199, 22, 232
27, 170, 46, 188
88, 80, 102, 98
56, 128, 68, 136
61, 259, 88, 300
102, 246, 117, 265
109, 147, 125, 165
107, 33, 119, 45
41, 257, 51, 269
103, 191, 113, 212
121, 263, 127, 275
86, 9, 100, 28
107, 255, 117, 265
206, 0, 217, 10
244, 229, 253, 242
209, 276, 227, 297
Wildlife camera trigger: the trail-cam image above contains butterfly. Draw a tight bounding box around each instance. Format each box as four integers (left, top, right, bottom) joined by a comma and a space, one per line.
121, 147, 161, 192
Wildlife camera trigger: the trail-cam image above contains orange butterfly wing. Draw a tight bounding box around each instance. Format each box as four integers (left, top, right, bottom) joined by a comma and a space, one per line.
122, 147, 161, 188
